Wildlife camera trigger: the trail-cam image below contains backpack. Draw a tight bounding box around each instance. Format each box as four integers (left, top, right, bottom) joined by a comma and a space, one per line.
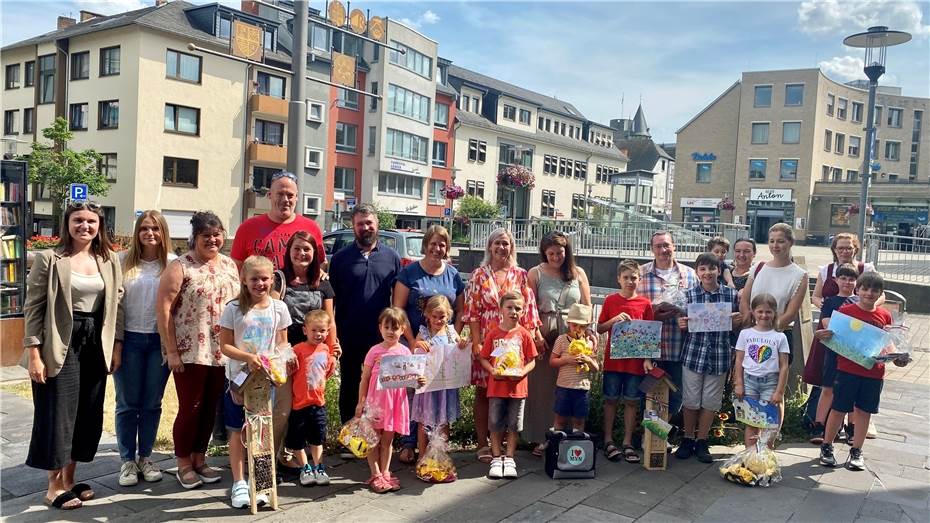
544, 430, 596, 479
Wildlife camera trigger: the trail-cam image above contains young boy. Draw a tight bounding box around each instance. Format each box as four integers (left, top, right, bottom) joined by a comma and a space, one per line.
809, 263, 860, 444
597, 259, 655, 463
706, 236, 735, 288
815, 272, 907, 471
285, 310, 337, 486
550, 303, 599, 432
479, 291, 538, 480
676, 253, 741, 463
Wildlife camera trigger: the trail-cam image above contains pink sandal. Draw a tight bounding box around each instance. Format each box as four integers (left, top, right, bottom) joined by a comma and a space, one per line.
383, 472, 400, 491
369, 475, 391, 494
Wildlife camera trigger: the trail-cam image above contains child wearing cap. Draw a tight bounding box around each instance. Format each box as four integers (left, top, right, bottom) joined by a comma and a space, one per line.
549, 303, 599, 433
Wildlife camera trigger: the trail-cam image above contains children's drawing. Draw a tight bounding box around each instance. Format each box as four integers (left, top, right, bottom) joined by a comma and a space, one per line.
732, 397, 780, 428
377, 354, 427, 389
609, 320, 662, 359
687, 302, 733, 332
822, 310, 893, 370
417, 340, 472, 394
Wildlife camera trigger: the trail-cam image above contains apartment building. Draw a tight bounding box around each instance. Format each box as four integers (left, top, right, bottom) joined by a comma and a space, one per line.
612, 104, 675, 218
674, 68, 929, 242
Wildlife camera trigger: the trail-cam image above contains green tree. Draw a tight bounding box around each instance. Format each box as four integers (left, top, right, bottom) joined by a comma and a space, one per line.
455, 195, 501, 220
370, 202, 397, 230
22, 117, 108, 231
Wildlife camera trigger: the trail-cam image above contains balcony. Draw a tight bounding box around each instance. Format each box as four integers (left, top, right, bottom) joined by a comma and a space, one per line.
248, 142, 287, 167
244, 189, 271, 212
249, 93, 288, 121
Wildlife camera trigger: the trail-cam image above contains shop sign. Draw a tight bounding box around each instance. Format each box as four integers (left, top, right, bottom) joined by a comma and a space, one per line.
385, 158, 426, 177
872, 206, 929, 224
611, 174, 653, 186
680, 197, 721, 208
691, 152, 716, 161
749, 188, 792, 202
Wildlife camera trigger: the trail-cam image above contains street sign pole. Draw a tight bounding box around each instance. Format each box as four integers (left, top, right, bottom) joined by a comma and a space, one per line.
287, 1, 309, 213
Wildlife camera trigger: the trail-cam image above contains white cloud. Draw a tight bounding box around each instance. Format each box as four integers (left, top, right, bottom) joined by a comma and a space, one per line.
819, 55, 865, 81
798, 0, 930, 38
421, 10, 440, 25
74, 0, 146, 15
397, 9, 440, 30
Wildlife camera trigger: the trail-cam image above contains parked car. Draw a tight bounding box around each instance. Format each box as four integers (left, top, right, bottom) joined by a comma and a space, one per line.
322, 229, 424, 266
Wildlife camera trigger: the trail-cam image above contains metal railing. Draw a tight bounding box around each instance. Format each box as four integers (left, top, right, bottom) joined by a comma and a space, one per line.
467, 218, 749, 260
864, 232, 930, 284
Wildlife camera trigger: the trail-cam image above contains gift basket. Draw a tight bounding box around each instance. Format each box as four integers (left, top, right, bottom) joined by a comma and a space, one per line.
415, 429, 457, 483
337, 406, 381, 458
567, 337, 594, 372
719, 429, 781, 487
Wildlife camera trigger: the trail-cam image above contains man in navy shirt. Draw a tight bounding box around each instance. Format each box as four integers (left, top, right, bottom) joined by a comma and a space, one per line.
329, 204, 401, 422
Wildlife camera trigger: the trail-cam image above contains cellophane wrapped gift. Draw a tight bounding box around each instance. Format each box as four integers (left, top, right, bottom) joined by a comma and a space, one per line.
260, 343, 295, 386
654, 285, 687, 311
495, 345, 523, 377
719, 429, 782, 487
338, 406, 381, 458
568, 337, 594, 372
415, 429, 457, 483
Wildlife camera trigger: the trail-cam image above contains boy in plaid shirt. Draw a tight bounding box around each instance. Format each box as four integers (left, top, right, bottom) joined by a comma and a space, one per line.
675, 253, 741, 463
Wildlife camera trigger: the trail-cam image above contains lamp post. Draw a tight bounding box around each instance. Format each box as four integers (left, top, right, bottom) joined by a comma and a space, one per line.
843, 26, 911, 257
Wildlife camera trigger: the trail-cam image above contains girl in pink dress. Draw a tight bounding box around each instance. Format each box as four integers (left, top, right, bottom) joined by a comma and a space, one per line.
355, 307, 426, 493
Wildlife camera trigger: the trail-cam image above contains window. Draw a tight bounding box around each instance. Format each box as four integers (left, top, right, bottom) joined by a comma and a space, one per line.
251, 166, 278, 192
263, 28, 275, 51
386, 84, 430, 123
306, 100, 324, 122
502, 105, 516, 121
545, 118, 551, 132
466, 180, 484, 198
335, 122, 357, 153
824, 129, 832, 152
3, 110, 17, 135
428, 179, 445, 204
846, 169, 858, 183
378, 172, 423, 197
432, 141, 447, 167
826, 93, 835, 116
5, 64, 20, 89
558, 157, 567, 176
538, 116, 544, 130
164, 104, 200, 135
782, 121, 801, 144
217, 15, 231, 38
70, 51, 89, 80
830, 204, 851, 226
435, 103, 449, 128
69, 103, 88, 130
304, 147, 322, 169
166, 49, 201, 83
751, 122, 769, 144
874, 106, 883, 126
835, 133, 845, 155
887, 108, 903, 128
256, 71, 285, 98
98, 153, 117, 182
851, 101, 863, 122
388, 41, 432, 79
334, 167, 356, 195
38, 55, 55, 104
337, 88, 359, 110
460, 95, 470, 112
163, 156, 198, 186
754, 85, 772, 107
100, 46, 120, 76
848, 136, 861, 157
832, 167, 843, 182
468, 139, 486, 163
332, 31, 360, 57
498, 143, 532, 168
837, 98, 847, 120
254, 119, 284, 145
541, 190, 556, 218
574, 160, 587, 180
310, 23, 330, 51
821, 165, 831, 181
779, 159, 798, 181
885, 141, 900, 161
571, 194, 585, 219
24, 61, 34, 87
785, 84, 803, 106
749, 159, 766, 180
696, 162, 712, 183
98, 100, 119, 129
471, 97, 479, 113
367, 126, 376, 155
370, 82, 378, 110
23, 107, 34, 134
385, 128, 429, 163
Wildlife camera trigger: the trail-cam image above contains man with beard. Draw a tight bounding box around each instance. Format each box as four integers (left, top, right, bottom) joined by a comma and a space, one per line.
328, 204, 401, 423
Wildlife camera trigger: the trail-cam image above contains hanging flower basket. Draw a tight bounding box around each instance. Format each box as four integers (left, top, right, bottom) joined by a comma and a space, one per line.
847, 203, 874, 216
717, 197, 735, 211
498, 164, 535, 189
440, 184, 465, 200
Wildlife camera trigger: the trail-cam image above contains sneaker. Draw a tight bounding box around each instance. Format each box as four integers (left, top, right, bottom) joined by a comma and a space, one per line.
819, 443, 837, 467
315, 464, 330, 486
674, 438, 695, 460
846, 447, 865, 471
138, 458, 163, 482
256, 493, 269, 507
487, 456, 504, 479
231, 480, 250, 509
694, 440, 713, 463
809, 423, 825, 445
119, 460, 140, 486
299, 464, 317, 486
502, 457, 518, 479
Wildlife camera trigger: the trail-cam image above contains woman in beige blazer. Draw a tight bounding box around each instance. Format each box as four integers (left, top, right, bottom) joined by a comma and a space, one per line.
23, 202, 123, 510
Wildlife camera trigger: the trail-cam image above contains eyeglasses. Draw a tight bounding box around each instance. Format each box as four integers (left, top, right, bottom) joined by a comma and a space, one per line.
271, 171, 298, 183
67, 201, 102, 211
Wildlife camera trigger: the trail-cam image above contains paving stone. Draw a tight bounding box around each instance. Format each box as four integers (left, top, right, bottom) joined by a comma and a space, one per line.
426, 496, 522, 523
636, 505, 695, 523
775, 452, 826, 491
551, 503, 633, 523
698, 483, 807, 522
485, 472, 561, 505
657, 468, 730, 515
788, 483, 864, 522
332, 503, 410, 522
899, 505, 930, 523
540, 478, 611, 509
857, 499, 906, 522
2, 492, 135, 522
818, 463, 880, 492
868, 473, 930, 510
604, 467, 685, 508
499, 501, 566, 523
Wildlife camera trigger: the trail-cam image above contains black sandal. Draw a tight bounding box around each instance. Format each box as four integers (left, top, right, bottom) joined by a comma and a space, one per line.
604, 443, 622, 462
70, 483, 95, 501
45, 491, 82, 510
622, 445, 641, 463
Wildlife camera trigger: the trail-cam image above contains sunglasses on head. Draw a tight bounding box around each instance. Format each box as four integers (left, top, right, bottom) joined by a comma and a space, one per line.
271, 171, 298, 183
67, 200, 102, 211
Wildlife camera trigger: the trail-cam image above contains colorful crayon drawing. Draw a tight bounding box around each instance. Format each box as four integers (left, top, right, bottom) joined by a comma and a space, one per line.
609, 320, 662, 359
733, 397, 780, 428
377, 354, 427, 389
417, 340, 472, 394
822, 310, 893, 370
687, 302, 733, 332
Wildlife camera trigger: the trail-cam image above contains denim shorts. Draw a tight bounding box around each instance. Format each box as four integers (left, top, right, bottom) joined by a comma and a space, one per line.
488, 397, 525, 433
602, 371, 643, 402
743, 372, 779, 402
223, 388, 245, 431
553, 386, 590, 418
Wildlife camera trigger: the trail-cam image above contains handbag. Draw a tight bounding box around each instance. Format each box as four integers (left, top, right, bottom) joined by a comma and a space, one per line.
229, 303, 280, 405
537, 267, 572, 348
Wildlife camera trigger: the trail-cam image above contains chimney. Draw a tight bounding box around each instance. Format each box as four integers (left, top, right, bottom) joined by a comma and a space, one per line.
79, 10, 104, 22
57, 16, 76, 29
155, 0, 168, 6
619, 148, 630, 158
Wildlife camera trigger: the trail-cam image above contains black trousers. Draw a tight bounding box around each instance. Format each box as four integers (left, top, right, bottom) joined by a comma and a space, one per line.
27, 311, 107, 470
338, 337, 379, 424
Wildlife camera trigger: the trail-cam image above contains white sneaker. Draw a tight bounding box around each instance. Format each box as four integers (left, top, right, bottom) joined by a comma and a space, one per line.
119, 460, 140, 486
138, 458, 163, 482
315, 464, 331, 486
299, 464, 317, 486
502, 457, 518, 479
256, 492, 269, 507
230, 480, 249, 509
487, 456, 504, 479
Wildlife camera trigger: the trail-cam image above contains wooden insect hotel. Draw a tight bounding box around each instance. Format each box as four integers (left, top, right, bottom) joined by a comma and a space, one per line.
241, 369, 278, 514
639, 367, 679, 471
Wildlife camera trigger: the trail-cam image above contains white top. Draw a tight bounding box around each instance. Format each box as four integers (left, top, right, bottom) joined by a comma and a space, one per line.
121, 254, 177, 333
71, 271, 105, 313
219, 299, 291, 380
748, 262, 807, 315
817, 262, 875, 281
736, 327, 790, 377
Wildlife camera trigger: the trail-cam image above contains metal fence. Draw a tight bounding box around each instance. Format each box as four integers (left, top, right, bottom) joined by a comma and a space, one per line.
467, 218, 749, 260
865, 233, 930, 284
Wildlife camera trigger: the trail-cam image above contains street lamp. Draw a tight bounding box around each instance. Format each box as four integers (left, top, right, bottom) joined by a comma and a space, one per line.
843, 26, 911, 256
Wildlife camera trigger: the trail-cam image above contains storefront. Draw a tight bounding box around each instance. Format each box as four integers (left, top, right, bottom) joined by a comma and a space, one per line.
680, 197, 721, 230
871, 205, 930, 236
746, 188, 795, 243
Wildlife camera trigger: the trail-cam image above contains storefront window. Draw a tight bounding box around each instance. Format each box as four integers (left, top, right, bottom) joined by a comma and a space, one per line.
830, 204, 850, 226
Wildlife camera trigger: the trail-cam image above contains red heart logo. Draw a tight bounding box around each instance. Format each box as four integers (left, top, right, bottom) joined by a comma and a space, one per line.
573, 449, 581, 457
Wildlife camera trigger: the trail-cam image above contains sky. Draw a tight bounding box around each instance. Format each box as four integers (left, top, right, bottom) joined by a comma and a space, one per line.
3, 0, 929, 144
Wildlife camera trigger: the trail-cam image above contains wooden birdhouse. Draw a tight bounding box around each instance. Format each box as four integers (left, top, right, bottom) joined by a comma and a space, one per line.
638, 367, 679, 471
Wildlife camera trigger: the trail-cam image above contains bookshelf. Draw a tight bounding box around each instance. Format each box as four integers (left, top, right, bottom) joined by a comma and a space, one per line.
1, 159, 27, 314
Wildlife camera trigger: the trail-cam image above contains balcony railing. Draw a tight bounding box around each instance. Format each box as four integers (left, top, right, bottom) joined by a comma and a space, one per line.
249, 93, 288, 120
248, 141, 287, 167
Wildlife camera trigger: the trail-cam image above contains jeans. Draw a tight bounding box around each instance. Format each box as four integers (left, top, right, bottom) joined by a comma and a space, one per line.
114, 331, 170, 462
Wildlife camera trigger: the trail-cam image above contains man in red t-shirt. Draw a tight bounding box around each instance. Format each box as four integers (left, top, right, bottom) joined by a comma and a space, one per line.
230, 171, 324, 270
814, 272, 908, 471
597, 259, 655, 463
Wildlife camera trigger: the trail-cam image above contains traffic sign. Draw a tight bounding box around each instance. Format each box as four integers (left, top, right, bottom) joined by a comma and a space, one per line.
333, 191, 345, 201
443, 208, 452, 217
135, 210, 144, 218
70, 183, 89, 202
346, 197, 357, 209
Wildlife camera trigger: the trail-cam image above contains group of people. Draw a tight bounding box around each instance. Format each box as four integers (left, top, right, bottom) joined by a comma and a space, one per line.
22, 168, 906, 510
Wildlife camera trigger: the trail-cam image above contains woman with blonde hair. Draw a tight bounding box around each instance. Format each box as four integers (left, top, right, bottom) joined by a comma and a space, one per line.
114, 211, 177, 487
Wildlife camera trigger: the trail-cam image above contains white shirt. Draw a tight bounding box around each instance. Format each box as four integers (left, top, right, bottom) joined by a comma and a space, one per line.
736, 327, 790, 377
748, 262, 807, 315
219, 299, 291, 380
121, 254, 177, 333
71, 271, 104, 313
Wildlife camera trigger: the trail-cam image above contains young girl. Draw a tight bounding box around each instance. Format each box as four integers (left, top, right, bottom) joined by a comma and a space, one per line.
219, 256, 292, 509
356, 307, 425, 493
411, 296, 465, 460
733, 293, 790, 447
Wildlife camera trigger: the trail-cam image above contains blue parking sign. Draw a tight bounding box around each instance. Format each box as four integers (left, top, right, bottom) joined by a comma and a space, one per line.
70, 183, 89, 202
443, 208, 452, 217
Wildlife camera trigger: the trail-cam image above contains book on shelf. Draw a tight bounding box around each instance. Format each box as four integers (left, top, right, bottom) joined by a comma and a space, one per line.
0, 207, 19, 226
2, 263, 16, 283
1, 292, 21, 314
0, 182, 19, 202
1, 235, 20, 259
